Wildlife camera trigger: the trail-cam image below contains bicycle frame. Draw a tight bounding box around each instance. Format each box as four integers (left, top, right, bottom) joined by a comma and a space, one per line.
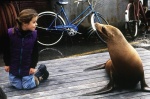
48, 2, 96, 31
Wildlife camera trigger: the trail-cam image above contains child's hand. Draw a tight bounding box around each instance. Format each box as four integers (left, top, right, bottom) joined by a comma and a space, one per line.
4, 66, 10, 72
29, 68, 36, 75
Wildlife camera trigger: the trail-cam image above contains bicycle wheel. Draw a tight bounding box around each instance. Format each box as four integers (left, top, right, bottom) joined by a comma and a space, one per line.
37, 11, 65, 46
125, 3, 138, 39
91, 12, 109, 44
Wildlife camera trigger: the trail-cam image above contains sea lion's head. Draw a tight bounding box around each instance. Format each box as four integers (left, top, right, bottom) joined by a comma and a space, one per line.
94, 23, 123, 43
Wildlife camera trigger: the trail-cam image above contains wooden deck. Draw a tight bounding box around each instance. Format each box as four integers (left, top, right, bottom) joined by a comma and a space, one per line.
1, 48, 150, 99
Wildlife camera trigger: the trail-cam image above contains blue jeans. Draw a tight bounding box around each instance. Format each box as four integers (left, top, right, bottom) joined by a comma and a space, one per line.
9, 73, 36, 90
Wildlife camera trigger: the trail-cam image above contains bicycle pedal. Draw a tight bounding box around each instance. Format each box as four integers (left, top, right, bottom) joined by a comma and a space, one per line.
68, 31, 77, 36
77, 32, 82, 34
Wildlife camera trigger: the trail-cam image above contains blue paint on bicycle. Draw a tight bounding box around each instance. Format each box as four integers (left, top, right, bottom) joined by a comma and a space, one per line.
54, 24, 78, 31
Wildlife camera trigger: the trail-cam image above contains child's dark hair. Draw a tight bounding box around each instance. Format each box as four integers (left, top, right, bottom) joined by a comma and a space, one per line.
15, 9, 38, 28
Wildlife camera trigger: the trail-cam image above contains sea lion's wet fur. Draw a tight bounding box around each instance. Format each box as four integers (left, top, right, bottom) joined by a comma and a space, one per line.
83, 23, 150, 95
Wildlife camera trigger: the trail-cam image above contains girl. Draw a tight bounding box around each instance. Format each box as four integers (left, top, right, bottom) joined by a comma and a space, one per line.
3, 9, 49, 90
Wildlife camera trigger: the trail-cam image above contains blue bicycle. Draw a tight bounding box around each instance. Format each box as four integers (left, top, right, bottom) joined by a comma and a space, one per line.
37, 0, 109, 46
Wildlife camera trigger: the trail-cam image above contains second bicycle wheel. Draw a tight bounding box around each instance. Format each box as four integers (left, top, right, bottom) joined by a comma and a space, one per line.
90, 12, 109, 44
125, 3, 138, 39
37, 11, 65, 46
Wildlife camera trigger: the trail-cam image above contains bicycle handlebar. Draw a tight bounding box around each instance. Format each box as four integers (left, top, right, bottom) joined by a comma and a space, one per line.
74, 0, 90, 7
74, 0, 88, 3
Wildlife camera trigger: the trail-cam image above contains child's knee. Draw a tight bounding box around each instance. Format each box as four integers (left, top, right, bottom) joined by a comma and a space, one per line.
23, 85, 35, 90
22, 84, 36, 89
13, 85, 22, 89
22, 75, 37, 89
22, 81, 36, 89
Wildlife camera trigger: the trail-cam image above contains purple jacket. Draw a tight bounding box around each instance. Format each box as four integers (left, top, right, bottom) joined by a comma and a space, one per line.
7, 28, 37, 76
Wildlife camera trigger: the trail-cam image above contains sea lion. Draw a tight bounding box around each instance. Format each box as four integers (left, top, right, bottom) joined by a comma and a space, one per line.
83, 23, 150, 95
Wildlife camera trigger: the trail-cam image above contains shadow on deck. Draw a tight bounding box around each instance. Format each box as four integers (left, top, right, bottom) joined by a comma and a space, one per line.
1, 48, 150, 99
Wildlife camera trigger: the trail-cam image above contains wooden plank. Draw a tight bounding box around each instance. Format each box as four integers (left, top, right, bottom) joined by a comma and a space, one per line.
1, 48, 150, 99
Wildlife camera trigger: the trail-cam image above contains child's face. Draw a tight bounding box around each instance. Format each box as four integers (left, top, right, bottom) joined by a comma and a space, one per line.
22, 16, 38, 31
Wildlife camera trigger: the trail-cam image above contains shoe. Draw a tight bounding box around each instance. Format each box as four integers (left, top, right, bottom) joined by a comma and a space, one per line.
34, 64, 49, 81
37, 64, 47, 73
42, 69, 49, 80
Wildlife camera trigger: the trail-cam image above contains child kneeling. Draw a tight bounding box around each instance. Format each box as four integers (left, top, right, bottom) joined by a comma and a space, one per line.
3, 9, 49, 90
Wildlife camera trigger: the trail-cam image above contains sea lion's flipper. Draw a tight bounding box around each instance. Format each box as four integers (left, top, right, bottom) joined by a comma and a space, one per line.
141, 77, 150, 91
82, 69, 114, 96
84, 63, 105, 71
82, 81, 114, 96
142, 86, 150, 91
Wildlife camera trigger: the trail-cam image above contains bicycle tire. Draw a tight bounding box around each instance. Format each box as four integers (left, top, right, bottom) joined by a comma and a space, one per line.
125, 3, 138, 39
90, 12, 109, 44
37, 11, 65, 46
